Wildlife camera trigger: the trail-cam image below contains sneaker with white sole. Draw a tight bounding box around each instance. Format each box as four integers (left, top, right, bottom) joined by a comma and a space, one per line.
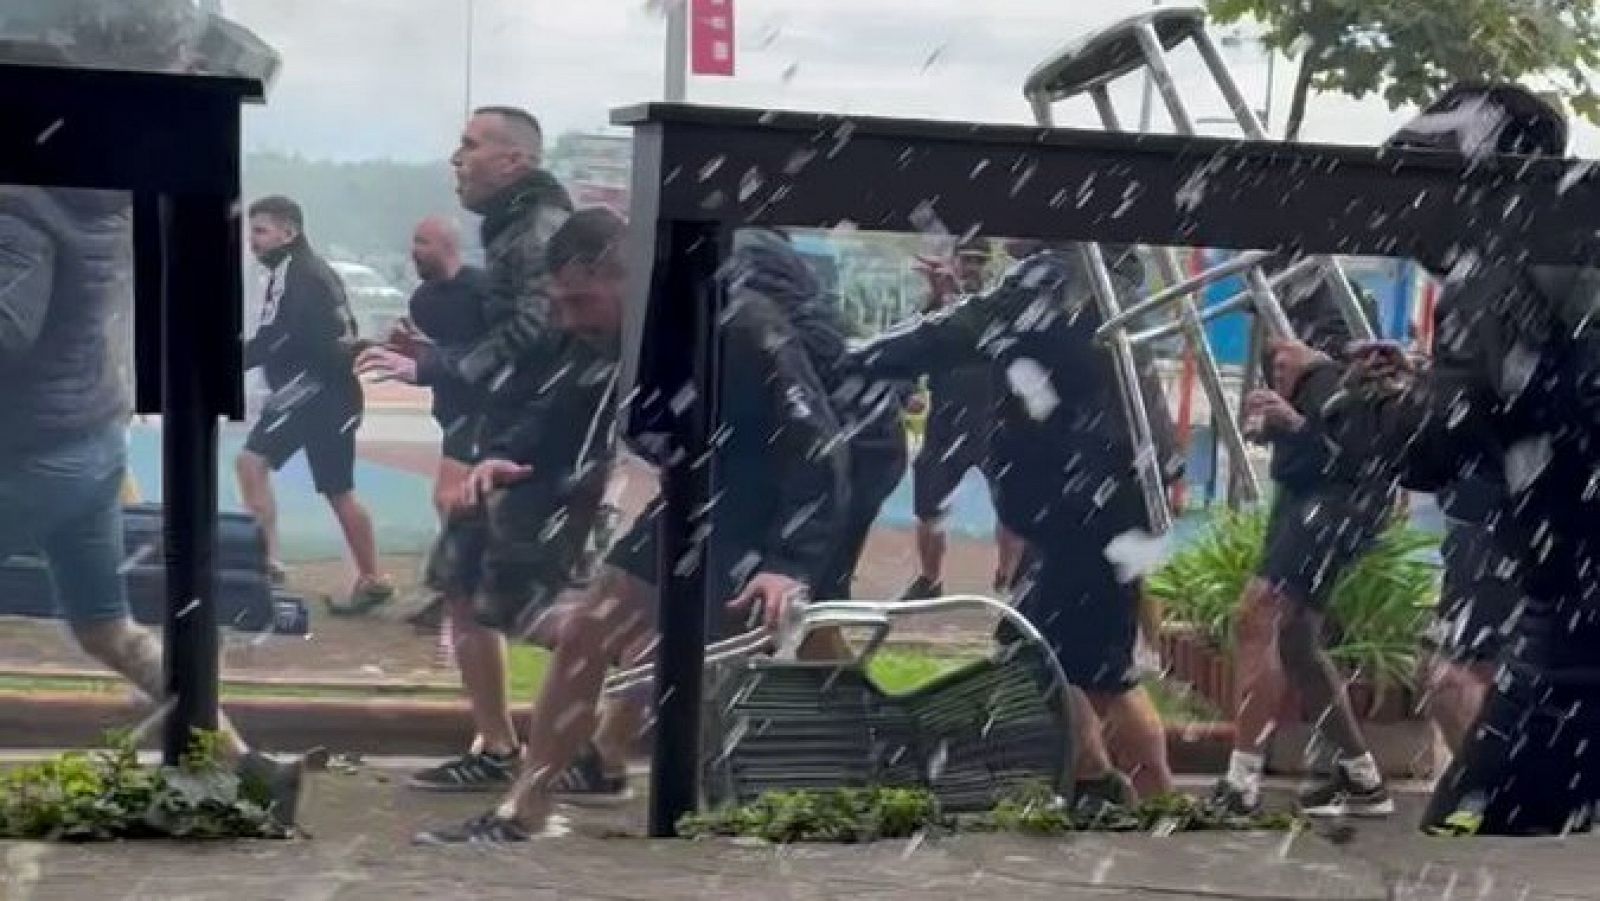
407, 749, 518, 792
1298, 770, 1394, 818
548, 743, 632, 806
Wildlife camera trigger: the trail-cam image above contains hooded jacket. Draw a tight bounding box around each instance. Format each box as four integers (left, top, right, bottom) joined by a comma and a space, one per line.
854, 247, 1155, 535
721, 229, 909, 460
414, 170, 574, 458
244, 234, 361, 404
1291, 84, 1597, 612
625, 266, 848, 586
0, 187, 133, 454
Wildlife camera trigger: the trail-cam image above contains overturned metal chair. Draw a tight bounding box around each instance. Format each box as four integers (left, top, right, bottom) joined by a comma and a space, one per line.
1023, 5, 1377, 513
605, 597, 1074, 813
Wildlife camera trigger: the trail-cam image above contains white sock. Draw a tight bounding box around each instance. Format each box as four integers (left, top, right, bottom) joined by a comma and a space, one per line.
1339, 752, 1382, 790
1226, 750, 1265, 799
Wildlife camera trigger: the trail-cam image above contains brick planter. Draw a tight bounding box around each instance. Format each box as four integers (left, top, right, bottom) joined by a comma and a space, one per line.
1159, 625, 1441, 779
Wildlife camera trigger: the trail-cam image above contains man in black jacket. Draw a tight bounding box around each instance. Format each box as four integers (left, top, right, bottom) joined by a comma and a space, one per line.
417, 211, 849, 843
848, 243, 1175, 805
359, 107, 578, 793
1210, 279, 1397, 820
1270, 83, 1599, 835
405, 215, 490, 511
902, 241, 1022, 598
237, 196, 391, 613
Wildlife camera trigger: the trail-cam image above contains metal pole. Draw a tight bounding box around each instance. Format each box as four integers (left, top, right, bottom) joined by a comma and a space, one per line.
664, 0, 688, 102
1091, 85, 1259, 503
160, 192, 225, 764
1137, 0, 1159, 131
464, 0, 474, 116
647, 221, 724, 837
1078, 245, 1173, 533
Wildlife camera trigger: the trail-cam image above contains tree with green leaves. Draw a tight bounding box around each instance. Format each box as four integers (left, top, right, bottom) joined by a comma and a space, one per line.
1208, 0, 1600, 140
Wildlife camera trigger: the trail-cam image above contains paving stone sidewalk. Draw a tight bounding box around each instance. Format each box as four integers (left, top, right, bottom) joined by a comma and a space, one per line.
2, 770, 1595, 900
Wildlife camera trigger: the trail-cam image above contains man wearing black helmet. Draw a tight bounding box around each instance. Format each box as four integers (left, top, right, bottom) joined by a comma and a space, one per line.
1270, 83, 1600, 835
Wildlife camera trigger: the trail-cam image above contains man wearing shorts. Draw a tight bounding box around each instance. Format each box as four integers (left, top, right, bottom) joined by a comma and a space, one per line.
358, 107, 577, 792
237, 196, 391, 613
902, 242, 1022, 598
416, 211, 849, 842
1, 0, 312, 828
1211, 278, 1396, 819
855, 242, 1176, 806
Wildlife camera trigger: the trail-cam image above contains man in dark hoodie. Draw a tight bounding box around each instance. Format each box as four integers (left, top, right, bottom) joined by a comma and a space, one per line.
849, 242, 1176, 805
360, 106, 579, 793
0, 0, 309, 828
1209, 278, 1398, 820
1270, 83, 1600, 835
723, 228, 909, 602
903, 241, 1023, 599
237, 196, 391, 613
417, 212, 849, 843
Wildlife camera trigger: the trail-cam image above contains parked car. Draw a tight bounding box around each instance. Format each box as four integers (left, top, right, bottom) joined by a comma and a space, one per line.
329, 260, 408, 340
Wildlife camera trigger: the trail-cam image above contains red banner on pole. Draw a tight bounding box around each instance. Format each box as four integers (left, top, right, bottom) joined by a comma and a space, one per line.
690, 0, 735, 77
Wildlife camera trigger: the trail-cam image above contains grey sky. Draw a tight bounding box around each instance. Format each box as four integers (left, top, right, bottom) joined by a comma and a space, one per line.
227, 0, 1600, 161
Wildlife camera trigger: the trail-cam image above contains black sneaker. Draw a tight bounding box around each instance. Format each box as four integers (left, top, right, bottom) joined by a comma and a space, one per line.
1072, 771, 1135, 824
1298, 769, 1394, 818
407, 750, 518, 792
414, 811, 532, 846
898, 576, 944, 602
549, 743, 632, 806
1205, 779, 1262, 819
237, 747, 326, 830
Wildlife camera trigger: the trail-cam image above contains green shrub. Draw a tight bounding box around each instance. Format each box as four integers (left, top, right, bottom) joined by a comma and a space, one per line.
0, 732, 286, 842
1148, 505, 1438, 691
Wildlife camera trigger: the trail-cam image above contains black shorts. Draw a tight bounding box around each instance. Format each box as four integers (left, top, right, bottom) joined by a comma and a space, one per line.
604, 499, 759, 642
1430, 519, 1523, 664
995, 482, 1146, 694
1257, 483, 1394, 609
424, 475, 603, 636
913, 417, 995, 521
244, 385, 361, 497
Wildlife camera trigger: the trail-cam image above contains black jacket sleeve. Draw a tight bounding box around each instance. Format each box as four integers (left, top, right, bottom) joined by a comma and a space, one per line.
0, 213, 56, 362
1290, 327, 1498, 493
243, 258, 352, 379
726, 302, 849, 584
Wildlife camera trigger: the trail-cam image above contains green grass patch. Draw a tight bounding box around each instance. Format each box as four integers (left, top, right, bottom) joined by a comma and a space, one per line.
0, 648, 1219, 724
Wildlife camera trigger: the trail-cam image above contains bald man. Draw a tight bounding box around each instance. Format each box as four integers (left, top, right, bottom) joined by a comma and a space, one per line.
405, 216, 489, 483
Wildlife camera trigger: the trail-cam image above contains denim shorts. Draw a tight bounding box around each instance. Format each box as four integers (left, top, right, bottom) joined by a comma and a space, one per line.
0, 424, 131, 625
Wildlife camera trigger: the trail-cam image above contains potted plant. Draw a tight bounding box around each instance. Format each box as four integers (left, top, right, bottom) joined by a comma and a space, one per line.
1147, 505, 1441, 777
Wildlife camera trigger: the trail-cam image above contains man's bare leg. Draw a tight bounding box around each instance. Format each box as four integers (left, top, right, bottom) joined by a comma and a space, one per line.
501, 567, 655, 828
1092, 685, 1175, 799
1426, 657, 1493, 757
995, 525, 1025, 593
1068, 686, 1115, 782
1218, 578, 1289, 809
235, 451, 280, 567
327, 490, 384, 587
914, 517, 947, 589
447, 595, 518, 756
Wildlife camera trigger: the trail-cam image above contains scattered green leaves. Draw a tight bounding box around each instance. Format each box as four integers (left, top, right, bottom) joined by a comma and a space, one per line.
679, 787, 947, 843
680, 783, 1300, 844
0, 731, 286, 842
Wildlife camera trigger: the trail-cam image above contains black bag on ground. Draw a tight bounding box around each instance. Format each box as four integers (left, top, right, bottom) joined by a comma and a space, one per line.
0, 503, 289, 633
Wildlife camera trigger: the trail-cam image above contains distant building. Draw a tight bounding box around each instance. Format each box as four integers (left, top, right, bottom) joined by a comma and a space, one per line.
551, 132, 631, 213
